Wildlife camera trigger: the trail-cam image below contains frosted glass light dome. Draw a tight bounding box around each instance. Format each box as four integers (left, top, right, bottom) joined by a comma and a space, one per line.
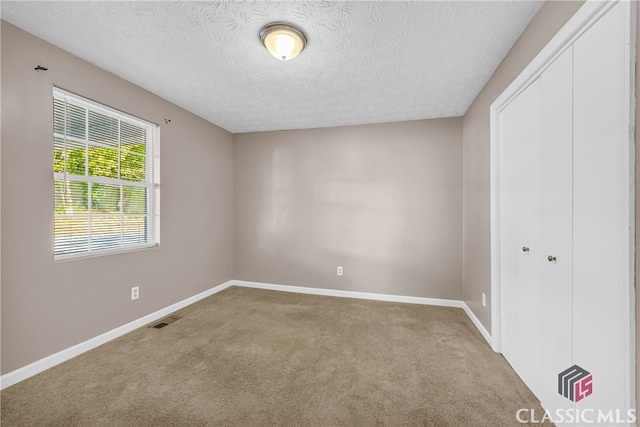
260, 22, 307, 61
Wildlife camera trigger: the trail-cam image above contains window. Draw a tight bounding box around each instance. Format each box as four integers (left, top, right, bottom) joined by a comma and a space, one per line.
53, 88, 158, 259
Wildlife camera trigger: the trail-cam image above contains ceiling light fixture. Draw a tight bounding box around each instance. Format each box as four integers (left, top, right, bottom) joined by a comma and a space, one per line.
260, 22, 307, 61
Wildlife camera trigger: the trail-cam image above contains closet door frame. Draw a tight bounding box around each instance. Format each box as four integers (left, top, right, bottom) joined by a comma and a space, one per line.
489, 0, 636, 408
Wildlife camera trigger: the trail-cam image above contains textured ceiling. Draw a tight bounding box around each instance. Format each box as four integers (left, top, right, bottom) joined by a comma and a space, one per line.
2, 1, 543, 133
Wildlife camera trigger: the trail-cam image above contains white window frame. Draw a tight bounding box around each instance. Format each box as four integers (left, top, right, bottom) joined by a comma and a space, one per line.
53, 87, 160, 261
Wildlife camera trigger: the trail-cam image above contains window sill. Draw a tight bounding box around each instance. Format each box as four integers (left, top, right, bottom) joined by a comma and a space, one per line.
54, 243, 158, 262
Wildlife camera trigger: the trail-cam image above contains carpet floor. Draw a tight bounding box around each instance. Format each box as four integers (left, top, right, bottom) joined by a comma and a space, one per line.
1, 286, 550, 426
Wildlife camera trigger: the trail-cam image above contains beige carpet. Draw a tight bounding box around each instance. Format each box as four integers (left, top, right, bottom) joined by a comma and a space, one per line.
1, 286, 550, 426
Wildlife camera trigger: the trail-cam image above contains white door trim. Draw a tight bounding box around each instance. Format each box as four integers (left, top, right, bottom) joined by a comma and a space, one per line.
489, 0, 635, 410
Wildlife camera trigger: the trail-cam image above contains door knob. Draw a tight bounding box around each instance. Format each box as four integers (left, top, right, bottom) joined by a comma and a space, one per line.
548, 255, 557, 262
522, 247, 529, 252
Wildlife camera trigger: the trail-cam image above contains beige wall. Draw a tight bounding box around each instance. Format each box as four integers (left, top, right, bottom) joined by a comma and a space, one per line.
0, 22, 234, 374
461, 1, 584, 329
234, 119, 463, 299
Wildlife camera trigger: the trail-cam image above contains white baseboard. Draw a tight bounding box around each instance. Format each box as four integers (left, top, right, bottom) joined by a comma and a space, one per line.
461, 302, 493, 346
0, 280, 234, 390
2, 279, 494, 390
234, 280, 464, 308
234, 280, 494, 347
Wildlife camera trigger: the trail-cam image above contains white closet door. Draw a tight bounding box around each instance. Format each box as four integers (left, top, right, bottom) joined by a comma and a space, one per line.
514, 79, 542, 396
539, 47, 574, 411
572, 1, 626, 412
499, 98, 522, 369
500, 79, 543, 395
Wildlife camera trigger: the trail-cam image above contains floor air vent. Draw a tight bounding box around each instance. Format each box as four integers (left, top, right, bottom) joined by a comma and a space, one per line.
150, 316, 182, 329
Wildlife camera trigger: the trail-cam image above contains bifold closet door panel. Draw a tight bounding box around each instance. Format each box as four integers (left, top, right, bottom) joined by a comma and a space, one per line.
515, 79, 543, 396
499, 97, 522, 370
572, 2, 625, 410
539, 46, 574, 411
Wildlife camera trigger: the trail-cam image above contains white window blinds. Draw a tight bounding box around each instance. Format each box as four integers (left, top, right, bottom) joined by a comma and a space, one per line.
53, 88, 158, 259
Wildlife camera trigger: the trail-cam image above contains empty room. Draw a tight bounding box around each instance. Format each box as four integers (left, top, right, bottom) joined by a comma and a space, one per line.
1, 1, 638, 426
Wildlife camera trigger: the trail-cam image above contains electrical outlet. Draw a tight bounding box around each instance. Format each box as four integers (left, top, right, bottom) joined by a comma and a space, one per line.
482, 292, 486, 307
131, 286, 139, 301
337, 266, 343, 276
